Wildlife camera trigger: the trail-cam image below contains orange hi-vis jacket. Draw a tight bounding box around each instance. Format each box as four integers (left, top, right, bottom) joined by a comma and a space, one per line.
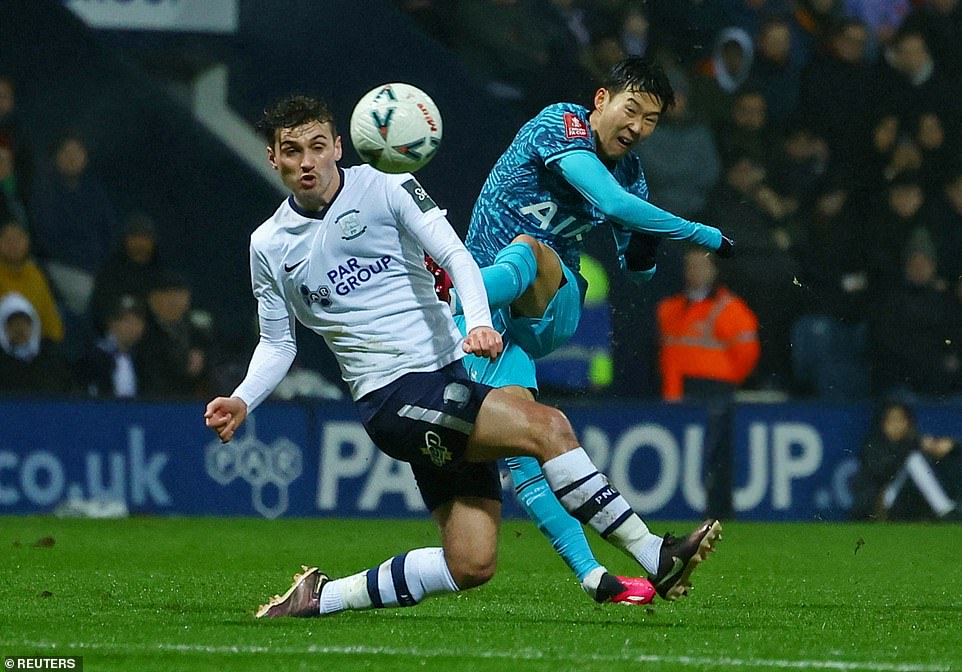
656, 286, 760, 401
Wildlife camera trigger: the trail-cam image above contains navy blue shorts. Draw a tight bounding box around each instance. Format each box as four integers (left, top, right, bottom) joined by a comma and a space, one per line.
356, 361, 502, 511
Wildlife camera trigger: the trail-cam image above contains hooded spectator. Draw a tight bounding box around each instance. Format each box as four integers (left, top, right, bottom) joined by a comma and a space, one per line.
0, 292, 73, 394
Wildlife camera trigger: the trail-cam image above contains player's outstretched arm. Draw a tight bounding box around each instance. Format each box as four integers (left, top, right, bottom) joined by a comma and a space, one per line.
554, 150, 733, 255
204, 313, 297, 441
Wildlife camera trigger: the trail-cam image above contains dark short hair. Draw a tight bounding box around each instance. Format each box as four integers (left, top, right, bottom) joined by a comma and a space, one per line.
257, 95, 337, 145
601, 57, 675, 112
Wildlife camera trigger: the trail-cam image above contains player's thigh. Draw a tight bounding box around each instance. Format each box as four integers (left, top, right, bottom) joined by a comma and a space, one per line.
504, 258, 582, 359
464, 386, 578, 463
432, 496, 501, 587
511, 235, 564, 317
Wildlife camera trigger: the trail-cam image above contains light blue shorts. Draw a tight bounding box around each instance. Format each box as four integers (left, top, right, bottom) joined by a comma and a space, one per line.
455, 260, 584, 391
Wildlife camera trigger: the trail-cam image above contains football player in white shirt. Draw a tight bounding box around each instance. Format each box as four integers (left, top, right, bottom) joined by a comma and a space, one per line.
204, 96, 719, 618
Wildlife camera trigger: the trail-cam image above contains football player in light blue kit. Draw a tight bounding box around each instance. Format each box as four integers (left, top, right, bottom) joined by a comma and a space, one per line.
452, 57, 732, 604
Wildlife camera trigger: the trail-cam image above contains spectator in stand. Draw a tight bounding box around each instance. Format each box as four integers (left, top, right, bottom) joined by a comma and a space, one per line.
902, 0, 962, 81
690, 27, 755, 133
912, 111, 958, 197
789, 173, 871, 399
0, 217, 63, 344
617, 2, 651, 57
869, 230, 962, 402
865, 170, 930, 293
28, 130, 119, 317
89, 211, 166, 335
873, 27, 955, 141
704, 153, 800, 389
842, 0, 910, 57
715, 87, 772, 167
656, 248, 760, 519
749, 15, 804, 127
582, 32, 629, 83
797, 17, 873, 176
0, 292, 74, 395
767, 118, 829, 209
929, 163, 962, 300
636, 66, 721, 219
76, 294, 146, 399
849, 401, 961, 522
139, 271, 212, 398
855, 113, 922, 196
0, 74, 33, 210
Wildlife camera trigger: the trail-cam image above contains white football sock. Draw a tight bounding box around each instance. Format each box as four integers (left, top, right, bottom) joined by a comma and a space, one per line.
580, 566, 608, 597
319, 547, 459, 615
542, 447, 662, 575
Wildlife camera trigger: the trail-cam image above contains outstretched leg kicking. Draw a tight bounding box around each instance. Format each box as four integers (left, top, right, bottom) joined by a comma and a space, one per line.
431, 249, 655, 605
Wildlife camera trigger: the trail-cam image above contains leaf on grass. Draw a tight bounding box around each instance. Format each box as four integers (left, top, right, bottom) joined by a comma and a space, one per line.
32, 536, 56, 548
38, 590, 54, 598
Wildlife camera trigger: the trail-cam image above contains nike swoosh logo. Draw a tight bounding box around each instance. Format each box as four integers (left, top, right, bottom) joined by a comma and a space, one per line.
658, 557, 684, 586
284, 260, 306, 272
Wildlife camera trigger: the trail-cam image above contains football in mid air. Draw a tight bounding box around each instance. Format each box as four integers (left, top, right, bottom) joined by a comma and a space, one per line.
349, 82, 442, 174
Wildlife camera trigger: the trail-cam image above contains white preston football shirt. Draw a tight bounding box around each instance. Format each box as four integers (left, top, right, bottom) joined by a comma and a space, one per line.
233, 165, 492, 407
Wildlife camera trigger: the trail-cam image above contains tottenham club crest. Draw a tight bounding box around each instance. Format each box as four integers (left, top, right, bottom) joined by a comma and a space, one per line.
336, 209, 367, 240
300, 283, 333, 309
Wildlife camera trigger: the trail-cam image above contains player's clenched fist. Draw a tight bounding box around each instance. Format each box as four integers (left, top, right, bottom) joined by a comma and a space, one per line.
463, 326, 503, 361
204, 396, 248, 443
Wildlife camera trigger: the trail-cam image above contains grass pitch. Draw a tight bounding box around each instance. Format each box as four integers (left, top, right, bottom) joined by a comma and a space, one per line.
1, 516, 959, 671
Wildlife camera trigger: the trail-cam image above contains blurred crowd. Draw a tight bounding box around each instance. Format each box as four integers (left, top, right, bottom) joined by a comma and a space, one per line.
0, 75, 219, 400
2, 0, 962, 406
397, 0, 962, 403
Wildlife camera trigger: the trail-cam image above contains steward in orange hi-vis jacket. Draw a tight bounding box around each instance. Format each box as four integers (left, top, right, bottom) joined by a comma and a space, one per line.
656, 251, 760, 401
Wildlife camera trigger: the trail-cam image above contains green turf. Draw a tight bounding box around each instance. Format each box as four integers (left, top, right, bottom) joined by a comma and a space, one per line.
1, 516, 959, 671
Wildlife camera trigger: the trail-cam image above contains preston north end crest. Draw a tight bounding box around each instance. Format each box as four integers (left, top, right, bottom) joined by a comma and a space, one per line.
336, 209, 367, 240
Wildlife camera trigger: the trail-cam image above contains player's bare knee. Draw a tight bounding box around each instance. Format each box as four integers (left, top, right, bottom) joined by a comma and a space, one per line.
446, 552, 497, 589
529, 405, 578, 461
511, 234, 539, 251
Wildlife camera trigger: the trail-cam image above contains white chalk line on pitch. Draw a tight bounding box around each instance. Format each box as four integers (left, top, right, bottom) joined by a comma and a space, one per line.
1, 639, 952, 671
